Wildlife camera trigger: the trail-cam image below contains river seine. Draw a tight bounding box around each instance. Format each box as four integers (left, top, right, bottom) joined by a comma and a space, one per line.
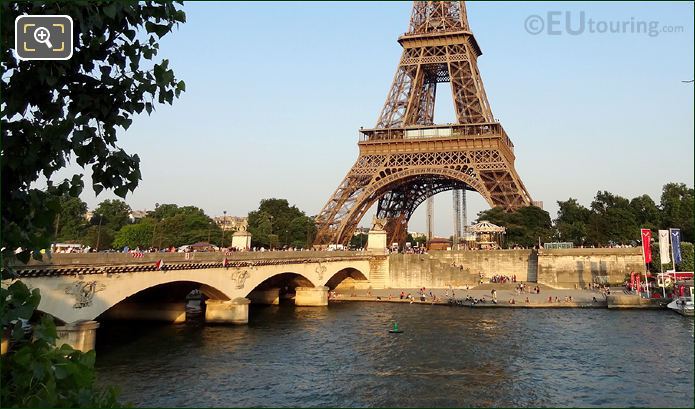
96, 303, 694, 407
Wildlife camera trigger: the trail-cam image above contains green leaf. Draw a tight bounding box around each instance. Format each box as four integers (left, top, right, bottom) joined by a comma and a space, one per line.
145, 22, 171, 38
103, 3, 118, 19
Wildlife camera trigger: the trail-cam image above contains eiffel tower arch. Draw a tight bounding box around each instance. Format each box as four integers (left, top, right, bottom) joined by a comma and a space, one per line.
314, 1, 532, 247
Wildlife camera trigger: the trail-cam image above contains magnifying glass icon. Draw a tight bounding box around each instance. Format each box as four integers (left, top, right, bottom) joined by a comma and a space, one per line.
33, 27, 53, 49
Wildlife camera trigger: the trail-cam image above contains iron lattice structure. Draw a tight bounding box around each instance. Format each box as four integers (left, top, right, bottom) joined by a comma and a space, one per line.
314, 1, 532, 247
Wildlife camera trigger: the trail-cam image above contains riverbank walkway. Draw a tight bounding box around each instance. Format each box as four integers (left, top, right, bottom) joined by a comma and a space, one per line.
333, 283, 610, 308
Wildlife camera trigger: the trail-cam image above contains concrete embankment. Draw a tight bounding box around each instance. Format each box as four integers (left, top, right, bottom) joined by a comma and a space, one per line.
606, 294, 669, 309
333, 285, 611, 309
335, 288, 673, 310
332, 296, 607, 309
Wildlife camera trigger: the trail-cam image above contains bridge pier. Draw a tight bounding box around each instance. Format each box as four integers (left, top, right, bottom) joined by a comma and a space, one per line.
205, 298, 250, 324
295, 286, 329, 306
248, 288, 280, 305
55, 320, 100, 352
102, 302, 187, 323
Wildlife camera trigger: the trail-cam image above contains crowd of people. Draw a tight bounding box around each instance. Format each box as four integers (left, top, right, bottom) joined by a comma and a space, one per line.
489, 274, 517, 284
512, 282, 542, 295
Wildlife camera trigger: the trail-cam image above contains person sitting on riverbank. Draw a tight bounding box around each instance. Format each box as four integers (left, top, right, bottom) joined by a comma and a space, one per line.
525, 297, 530, 303
548, 296, 553, 303
509, 298, 515, 304
400, 291, 405, 300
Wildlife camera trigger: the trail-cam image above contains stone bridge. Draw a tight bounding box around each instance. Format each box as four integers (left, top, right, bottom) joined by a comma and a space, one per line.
4, 251, 387, 349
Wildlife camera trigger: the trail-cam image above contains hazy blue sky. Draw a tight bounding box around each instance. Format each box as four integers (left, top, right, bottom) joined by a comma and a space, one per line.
57, 1, 694, 236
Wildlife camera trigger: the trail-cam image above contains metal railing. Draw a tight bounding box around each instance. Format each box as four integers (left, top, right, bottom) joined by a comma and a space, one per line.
358, 123, 514, 150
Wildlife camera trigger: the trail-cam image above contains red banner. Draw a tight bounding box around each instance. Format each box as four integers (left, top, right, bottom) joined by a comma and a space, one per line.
641, 229, 652, 264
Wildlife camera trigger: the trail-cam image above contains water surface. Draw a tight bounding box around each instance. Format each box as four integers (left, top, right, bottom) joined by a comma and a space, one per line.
96, 303, 694, 407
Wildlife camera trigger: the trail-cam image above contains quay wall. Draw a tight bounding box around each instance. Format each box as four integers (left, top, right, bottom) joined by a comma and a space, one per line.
387, 248, 643, 289
388, 250, 534, 288
536, 248, 644, 288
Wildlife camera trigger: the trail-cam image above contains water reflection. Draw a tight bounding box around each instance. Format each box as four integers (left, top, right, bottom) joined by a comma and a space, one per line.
96, 304, 694, 407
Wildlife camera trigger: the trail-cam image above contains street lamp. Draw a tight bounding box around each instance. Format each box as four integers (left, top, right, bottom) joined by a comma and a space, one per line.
208, 221, 212, 243
151, 221, 157, 249
221, 210, 227, 248
95, 213, 103, 252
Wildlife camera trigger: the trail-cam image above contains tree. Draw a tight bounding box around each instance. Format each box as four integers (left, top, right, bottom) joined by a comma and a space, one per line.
508, 206, 553, 247
84, 199, 133, 249
54, 195, 89, 243
660, 183, 694, 242
93, 199, 132, 233
629, 194, 661, 231
83, 225, 116, 251
475, 205, 553, 248
145, 205, 222, 248
555, 198, 591, 245
587, 191, 638, 245
1, 2, 186, 406
681, 242, 694, 272
650, 242, 694, 273
113, 220, 155, 250
247, 199, 316, 249
350, 233, 369, 249
1, 1, 186, 263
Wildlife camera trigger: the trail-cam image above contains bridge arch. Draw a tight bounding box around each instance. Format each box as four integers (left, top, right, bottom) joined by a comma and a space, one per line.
97, 279, 232, 322
95, 277, 234, 319
241, 270, 319, 298
323, 267, 369, 290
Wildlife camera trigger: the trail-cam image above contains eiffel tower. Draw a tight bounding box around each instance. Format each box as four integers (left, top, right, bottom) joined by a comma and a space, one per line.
314, 1, 532, 247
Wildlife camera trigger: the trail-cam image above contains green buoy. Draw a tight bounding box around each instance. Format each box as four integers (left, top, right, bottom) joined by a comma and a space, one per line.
389, 321, 403, 333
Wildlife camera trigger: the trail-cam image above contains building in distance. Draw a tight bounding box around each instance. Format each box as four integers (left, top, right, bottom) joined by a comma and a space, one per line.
129, 210, 148, 222
214, 215, 247, 231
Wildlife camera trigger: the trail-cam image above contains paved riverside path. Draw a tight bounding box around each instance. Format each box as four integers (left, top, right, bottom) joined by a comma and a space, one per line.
333, 283, 613, 308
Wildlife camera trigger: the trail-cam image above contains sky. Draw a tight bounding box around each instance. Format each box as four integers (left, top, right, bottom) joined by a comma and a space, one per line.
52, 1, 694, 236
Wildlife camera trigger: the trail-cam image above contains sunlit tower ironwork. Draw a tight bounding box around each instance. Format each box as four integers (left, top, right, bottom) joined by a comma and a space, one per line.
426, 196, 434, 241
314, 1, 532, 247
452, 190, 462, 249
